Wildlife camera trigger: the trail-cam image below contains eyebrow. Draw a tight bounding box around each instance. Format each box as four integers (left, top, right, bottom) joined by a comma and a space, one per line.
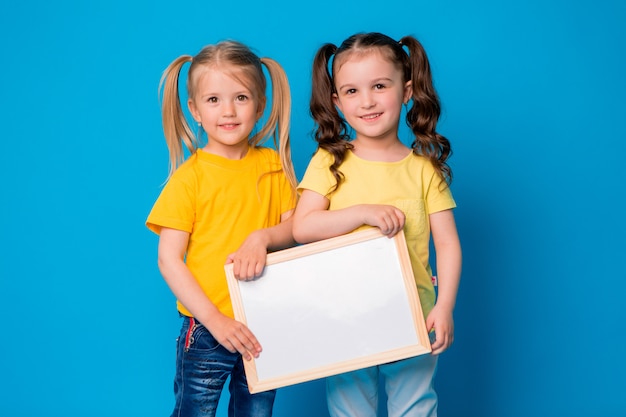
337, 77, 394, 91
198, 90, 252, 99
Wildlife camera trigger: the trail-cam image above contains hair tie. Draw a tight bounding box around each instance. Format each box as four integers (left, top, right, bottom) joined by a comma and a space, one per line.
398, 40, 403, 46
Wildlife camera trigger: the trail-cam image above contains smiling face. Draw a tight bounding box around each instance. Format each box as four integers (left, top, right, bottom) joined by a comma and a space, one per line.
333, 50, 412, 144
188, 65, 263, 159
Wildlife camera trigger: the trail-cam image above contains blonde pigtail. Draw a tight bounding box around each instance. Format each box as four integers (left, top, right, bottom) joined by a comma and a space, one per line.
260, 57, 297, 193
159, 55, 197, 179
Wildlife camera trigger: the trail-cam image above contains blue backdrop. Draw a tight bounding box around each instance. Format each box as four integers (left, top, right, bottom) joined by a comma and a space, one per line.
1, 0, 624, 416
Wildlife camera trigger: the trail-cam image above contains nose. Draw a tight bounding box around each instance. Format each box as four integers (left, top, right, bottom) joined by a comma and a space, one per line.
360, 91, 375, 109
223, 101, 236, 117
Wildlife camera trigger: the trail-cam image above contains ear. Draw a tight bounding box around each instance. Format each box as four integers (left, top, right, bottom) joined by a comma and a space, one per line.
256, 98, 266, 120
256, 103, 265, 122
188, 99, 201, 123
332, 92, 343, 113
403, 80, 413, 104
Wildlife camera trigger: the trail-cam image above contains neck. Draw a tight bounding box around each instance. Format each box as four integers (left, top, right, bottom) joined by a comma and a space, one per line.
202, 142, 249, 160
351, 137, 410, 162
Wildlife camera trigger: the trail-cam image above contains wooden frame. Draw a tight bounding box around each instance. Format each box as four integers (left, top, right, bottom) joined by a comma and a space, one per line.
225, 228, 431, 393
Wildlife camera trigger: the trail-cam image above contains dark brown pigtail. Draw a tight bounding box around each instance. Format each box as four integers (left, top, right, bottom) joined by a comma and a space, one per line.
310, 43, 353, 192
400, 35, 453, 186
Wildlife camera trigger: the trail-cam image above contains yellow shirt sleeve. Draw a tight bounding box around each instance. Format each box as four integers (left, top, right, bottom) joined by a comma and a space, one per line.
297, 149, 336, 197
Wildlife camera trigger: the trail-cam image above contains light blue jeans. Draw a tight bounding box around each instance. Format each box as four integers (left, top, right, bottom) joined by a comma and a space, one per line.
170, 316, 276, 417
326, 354, 438, 417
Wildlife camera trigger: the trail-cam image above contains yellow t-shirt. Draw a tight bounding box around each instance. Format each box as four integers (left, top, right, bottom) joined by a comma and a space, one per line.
297, 149, 456, 318
146, 147, 295, 318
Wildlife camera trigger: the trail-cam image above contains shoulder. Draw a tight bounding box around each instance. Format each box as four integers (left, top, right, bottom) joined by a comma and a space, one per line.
407, 153, 452, 197
252, 146, 281, 165
307, 148, 334, 168
407, 152, 437, 174
167, 152, 201, 184
169, 152, 197, 173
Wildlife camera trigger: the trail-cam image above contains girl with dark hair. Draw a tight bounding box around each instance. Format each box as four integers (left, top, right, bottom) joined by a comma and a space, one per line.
293, 32, 462, 417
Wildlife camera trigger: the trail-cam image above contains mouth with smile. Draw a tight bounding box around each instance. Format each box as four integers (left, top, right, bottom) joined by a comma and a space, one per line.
360, 112, 382, 121
219, 123, 240, 130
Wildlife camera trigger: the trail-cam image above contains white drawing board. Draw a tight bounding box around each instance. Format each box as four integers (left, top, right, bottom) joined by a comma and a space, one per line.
225, 228, 431, 393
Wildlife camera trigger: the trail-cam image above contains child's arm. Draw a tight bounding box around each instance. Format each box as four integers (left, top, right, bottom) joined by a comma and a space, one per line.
227, 210, 296, 280
292, 189, 406, 243
426, 209, 462, 355
158, 227, 262, 360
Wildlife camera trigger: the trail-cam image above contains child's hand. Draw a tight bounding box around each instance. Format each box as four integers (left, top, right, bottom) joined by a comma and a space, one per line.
208, 313, 262, 361
362, 204, 405, 237
426, 304, 455, 355
226, 230, 268, 281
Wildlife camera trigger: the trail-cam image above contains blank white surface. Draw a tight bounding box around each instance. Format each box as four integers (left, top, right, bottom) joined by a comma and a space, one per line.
238, 235, 419, 380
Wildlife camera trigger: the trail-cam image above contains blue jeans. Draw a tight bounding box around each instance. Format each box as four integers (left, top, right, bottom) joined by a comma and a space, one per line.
170, 316, 276, 417
327, 354, 438, 417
